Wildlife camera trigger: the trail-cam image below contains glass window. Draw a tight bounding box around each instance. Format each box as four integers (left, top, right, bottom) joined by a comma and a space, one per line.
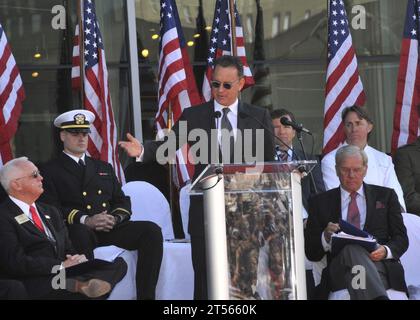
246, 14, 254, 43
349, 0, 405, 56
0, 0, 132, 165
272, 14, 280, 38
133, 0, 411, 156
183, 5, 192, 24
283, 11, 291, 31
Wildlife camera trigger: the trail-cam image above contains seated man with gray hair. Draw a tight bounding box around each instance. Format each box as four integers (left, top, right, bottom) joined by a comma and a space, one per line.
305, 145, 408, 300
0, 157, 127, 299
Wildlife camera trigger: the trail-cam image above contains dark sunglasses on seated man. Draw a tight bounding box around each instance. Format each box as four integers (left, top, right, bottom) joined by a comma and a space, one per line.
210, 79, 241, 90
14, 170, 41, 181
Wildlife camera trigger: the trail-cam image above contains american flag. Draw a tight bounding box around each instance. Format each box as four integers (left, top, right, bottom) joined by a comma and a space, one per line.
71, 0, 125, 183
202, 0, 254, 101
158, 0, 202, 186
391, 0, 420, 153
0, 23, 25, 167
323, 0, 365, 154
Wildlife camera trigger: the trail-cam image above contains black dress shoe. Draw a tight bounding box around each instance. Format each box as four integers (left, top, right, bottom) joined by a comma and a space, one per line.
373, 295, 389, 300
67, 278, 111, 298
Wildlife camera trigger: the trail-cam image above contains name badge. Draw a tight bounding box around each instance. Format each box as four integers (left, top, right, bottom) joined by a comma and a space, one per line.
15, 214, 30, 225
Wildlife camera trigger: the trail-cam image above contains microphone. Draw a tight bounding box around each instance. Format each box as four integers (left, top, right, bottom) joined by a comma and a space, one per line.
213, 111, 223, 175
213, 111, 222, 121
280, 117, 312, 135
238, 111, 302, 162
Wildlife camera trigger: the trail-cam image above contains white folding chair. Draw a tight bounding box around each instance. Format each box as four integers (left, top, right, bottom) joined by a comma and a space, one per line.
94, 245, 138, 300
93, 181, 174, 299
122, 180, 193, 300
122, 181, 174, 240
401, 213, 420, 299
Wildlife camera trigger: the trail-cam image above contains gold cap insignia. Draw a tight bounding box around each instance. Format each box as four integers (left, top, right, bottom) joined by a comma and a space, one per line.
74, 114, 86, 125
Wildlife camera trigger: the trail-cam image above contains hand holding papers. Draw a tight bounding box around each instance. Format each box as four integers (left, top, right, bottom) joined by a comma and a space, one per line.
331, 219, 378, 256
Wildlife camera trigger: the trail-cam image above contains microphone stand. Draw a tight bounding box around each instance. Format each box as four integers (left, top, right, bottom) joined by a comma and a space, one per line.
213, 111, 223, 177
238, 111, 301, 162
296, 130, 318, 194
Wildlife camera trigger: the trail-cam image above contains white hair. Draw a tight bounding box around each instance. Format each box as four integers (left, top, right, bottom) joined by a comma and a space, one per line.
0, 157, 29, 192
335, 145, 368, 167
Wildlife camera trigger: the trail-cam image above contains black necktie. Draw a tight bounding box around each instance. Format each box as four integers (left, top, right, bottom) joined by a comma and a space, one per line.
78, 158, 86, 179
220, 108, 234, 163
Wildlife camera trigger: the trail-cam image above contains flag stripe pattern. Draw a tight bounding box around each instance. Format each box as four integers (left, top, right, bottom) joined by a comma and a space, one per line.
391, 0, 420, 153
323, 0, 365, 154
157, 0, 202, 186
202, 0, 254, 101
71, 0, 125, 183
0, 23, 25, 166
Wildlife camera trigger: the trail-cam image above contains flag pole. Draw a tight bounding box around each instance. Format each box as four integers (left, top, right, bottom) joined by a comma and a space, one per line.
229, 0, 238, 56
77, 0, 86, 107
167, 103, 175, 227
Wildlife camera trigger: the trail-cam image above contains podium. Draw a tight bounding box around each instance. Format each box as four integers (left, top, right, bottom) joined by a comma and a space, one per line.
190, 161, 317, 300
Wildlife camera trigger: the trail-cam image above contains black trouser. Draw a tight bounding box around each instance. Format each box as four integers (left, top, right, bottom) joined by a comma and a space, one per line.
68, 221, 163, 300
38, 256, 127, 300
191, 235, 208, 300
0, 280, 27, 300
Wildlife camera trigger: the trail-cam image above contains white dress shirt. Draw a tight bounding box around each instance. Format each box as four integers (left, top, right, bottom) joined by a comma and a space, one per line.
214, 99, 239, 144
63, 151, 86, 165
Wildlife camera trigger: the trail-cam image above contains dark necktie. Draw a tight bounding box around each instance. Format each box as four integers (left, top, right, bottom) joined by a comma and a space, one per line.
347, 192, 361, 229
280, 150, 288, 162
78, 158, 86, 179
220, 108, 234, 163
30, 205, 45, 233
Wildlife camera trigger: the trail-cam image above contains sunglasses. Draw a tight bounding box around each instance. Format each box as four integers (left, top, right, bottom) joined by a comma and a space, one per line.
15, 170, 41, 180
210, 79, 240, 90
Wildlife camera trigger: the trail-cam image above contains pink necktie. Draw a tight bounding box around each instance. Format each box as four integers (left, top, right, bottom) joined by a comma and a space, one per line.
30, 205, 45, 233
347, 192, 361, 229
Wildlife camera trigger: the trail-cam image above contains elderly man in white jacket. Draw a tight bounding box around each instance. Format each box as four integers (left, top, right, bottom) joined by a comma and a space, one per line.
321, 106, 406, 212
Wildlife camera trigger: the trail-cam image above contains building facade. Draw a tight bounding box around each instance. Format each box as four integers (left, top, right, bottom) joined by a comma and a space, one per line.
0, 0, 408, 167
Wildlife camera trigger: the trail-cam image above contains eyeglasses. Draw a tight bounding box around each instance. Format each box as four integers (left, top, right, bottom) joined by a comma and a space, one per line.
339, 167, 365, 176
210, 79, 240, 90
14, 170, 41, 181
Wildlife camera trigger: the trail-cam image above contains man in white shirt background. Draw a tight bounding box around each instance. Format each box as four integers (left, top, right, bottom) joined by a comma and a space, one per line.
321, 105, 406, 212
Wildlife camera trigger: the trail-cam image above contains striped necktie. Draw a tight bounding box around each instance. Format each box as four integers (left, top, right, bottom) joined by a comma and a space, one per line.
347, 192, 361, 229
220, 108, 234, 163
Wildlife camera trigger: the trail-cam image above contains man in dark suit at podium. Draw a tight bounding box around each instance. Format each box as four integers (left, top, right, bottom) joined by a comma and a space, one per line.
305, 145, 408, 300
119, 55, 275, 299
